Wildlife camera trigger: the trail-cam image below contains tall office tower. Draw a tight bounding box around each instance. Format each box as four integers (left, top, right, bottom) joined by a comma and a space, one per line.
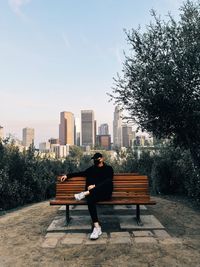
94, 120, 97, 146
96, 135, 111, 150
113, 106, 122, 148
122, 125, 134, 147
81, 110, 95, 146
0, 126, 4, 139
75, 118, 80, 146
22, 127, 34, 147
59, 111, 75, 145
98, 123, 109, 135
48, 138, 59, 145
76, 132, 80, 146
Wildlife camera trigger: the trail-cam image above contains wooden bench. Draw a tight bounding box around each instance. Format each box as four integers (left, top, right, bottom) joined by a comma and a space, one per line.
50, 173, 156, 226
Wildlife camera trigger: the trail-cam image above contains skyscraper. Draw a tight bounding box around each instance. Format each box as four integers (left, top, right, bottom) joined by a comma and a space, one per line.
22, 127, 34, 147
74, 118, 80, 146
81, 110, 95, 146
96, 135, 111, 150
113, 106, 122, 148
94, 120, 97, 146
122, 125, 135, 147
98, 123, 109, 135
48, 138, 59, 145
59, 111, 75, 145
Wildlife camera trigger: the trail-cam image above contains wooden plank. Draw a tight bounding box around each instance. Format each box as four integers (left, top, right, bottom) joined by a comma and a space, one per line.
57, 182, 143, 186
57, 175, 148, 181
50, 199, 156, 205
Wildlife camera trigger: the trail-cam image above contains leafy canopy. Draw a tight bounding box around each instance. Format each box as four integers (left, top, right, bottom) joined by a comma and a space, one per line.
110, 1, 200, 152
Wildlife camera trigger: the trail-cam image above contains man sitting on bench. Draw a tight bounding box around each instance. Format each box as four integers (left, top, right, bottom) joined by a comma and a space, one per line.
60, 152, 114, 240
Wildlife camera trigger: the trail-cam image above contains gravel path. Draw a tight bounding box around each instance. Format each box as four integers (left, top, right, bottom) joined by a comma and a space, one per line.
0, 196, 200, 267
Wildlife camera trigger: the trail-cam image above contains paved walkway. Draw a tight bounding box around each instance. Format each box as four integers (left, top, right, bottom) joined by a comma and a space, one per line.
41, 205, 182, 248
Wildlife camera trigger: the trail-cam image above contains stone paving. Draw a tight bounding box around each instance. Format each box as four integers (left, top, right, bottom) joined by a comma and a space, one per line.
41, 230, 182, 248
41, 205, 182, 248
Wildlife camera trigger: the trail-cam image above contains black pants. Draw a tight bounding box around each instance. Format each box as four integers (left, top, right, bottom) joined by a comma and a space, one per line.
86, 188, 111, 223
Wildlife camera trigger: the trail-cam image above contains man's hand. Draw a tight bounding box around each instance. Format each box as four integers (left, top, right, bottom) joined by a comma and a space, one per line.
88, 184, 95, 190
60, 175, 67, 182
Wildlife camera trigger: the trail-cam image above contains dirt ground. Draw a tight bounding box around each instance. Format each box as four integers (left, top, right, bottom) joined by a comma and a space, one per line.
0, 195, 200, 267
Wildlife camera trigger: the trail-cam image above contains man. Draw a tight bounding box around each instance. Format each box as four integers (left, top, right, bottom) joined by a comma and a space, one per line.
61, 152, 113, 240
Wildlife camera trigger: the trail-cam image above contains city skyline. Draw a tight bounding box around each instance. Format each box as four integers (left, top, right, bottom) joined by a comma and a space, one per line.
0, 106, 150, 149
1, 108, 114, 147
0, 0, 185, 146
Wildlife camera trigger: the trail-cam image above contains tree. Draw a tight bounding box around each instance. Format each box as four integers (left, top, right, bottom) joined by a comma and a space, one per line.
110, 1, 200, 169
69, 145, 83, 160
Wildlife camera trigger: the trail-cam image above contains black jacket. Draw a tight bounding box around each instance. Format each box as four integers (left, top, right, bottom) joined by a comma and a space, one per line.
67, 163, 114, 196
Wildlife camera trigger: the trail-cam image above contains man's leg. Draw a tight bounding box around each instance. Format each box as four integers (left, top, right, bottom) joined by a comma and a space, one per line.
86, 187, 112, 222
86, 191, 99, 223
86, 191, 103, 240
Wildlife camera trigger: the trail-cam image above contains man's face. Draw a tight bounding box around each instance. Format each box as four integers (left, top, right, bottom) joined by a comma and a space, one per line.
93, 157, 102, 165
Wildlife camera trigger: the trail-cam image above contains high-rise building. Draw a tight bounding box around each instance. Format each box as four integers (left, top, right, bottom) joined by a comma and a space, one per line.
74, 118, 80, 146
0, 126, 4, 139
22, 127, 34, 147
96, 135, 111, 150
81, 110, 95, 146
48, 138, 59, 145
94, 120, 97, 146
122, 125, 135, 147
59, 111, 75, 145
76, 132, 80, 146
98, 123, 109, 135
113, 106, 122, 148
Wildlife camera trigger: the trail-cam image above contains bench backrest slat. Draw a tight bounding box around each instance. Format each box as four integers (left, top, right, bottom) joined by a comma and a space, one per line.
55, 174, 150, 200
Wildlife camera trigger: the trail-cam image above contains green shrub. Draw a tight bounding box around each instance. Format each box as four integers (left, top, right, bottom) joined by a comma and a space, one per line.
1, 138, 200, 210
0, 141, 61, 210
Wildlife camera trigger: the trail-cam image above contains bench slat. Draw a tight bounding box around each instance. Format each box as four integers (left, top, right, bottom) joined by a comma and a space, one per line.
50, 199, 156, 205
57, 175, 148, 182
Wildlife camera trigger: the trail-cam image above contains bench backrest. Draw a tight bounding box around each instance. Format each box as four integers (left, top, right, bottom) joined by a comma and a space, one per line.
55, 173, 150, 201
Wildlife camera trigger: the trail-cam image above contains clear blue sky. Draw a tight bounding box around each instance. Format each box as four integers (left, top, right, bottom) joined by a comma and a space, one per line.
0, 0, 185, 147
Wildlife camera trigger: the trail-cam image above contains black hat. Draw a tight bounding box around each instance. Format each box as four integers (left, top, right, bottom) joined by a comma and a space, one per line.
91, 152, 103, 159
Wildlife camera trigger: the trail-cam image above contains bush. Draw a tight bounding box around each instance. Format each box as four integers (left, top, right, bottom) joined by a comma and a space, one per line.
108, 144, 200, 204
0, 141, 63, 210
177, 151, 200, 203
150, 145, 200, 203
1, 138, 200, 210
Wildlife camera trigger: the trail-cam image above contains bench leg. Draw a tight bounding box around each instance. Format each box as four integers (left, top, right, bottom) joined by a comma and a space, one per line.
136, 204, 143, 226
66, 205, 70, 225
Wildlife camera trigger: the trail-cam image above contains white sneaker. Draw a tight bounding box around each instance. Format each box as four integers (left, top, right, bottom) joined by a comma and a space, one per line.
74, 192, 85, 201
90, 227, 102, 240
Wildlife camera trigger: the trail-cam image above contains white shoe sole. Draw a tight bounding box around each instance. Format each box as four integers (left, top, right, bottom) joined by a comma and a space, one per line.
90, 231, 102, 240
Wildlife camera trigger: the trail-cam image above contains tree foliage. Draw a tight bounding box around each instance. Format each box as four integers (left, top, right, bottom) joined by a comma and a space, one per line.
1, 137, 200, 209
0, 140, 64, 210
110, 1, 200, 168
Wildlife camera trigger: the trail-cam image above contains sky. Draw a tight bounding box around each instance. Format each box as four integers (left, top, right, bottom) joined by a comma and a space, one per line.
0, 0, 185, 147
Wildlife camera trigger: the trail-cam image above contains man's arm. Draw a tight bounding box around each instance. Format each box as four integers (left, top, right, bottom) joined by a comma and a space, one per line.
60, 170, 88, 182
